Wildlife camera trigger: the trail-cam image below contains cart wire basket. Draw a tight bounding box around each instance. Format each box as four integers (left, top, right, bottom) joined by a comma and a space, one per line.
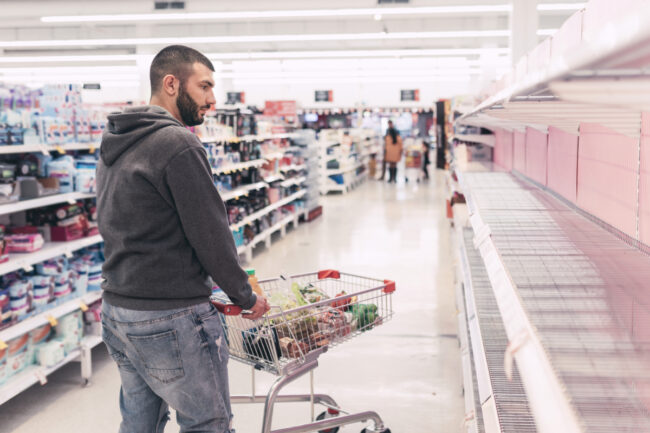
212, 269, 395, 433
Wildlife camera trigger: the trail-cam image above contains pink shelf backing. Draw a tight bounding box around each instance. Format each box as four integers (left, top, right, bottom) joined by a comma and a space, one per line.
577, 123, 638, 238
637, 113, 650, 245
547, 127, 579, 203
513, 130, 526, 173
494, 129, 514, 171
524, 127, 548, 187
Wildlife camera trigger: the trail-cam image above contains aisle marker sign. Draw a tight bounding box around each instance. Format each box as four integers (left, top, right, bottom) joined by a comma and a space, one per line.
315, 90, 333, 102
400, 89, 420, 102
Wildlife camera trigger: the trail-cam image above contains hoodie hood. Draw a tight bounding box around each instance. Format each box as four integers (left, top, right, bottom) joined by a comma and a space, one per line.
100, 105, 182, 166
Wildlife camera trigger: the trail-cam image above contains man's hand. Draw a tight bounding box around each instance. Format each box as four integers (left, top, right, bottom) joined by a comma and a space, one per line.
242, 295, 270, 320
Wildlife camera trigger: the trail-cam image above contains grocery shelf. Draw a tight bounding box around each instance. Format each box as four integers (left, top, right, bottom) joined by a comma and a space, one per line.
0, 234, 103, 276
321, 171, 367, 194
0, 142, 100, 155
0, 291, 102, 343
323, 162, 364, 176
202, 133, 296, 144
453, 134, 495, 147
279, 176, 306, 188
236, 209, 308, 262
230, 189, 306, 230
457, 224, 536, 433
262, 152, 285, 160
279, 164, 306, 172
456, 2, 650, 138
212, 159, 266, 175
0, 192, 96, 216
0, 333, 104, 406
263, 174, 284, 183
220, 181, 267, 202
456, 166, 650, 433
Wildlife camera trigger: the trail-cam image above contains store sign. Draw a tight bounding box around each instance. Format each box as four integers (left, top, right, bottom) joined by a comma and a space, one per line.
400, 89, 420, 102
264, 100, 297, 117
314, 90, 333, 102
226, 92, 245, 105
83, 83, 101, 90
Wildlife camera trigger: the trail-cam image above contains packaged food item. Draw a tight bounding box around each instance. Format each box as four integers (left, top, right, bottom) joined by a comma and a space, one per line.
0, 346, 7, 385
247, 269, 264, 296
55, 311, 83, 354
7, 333, 31, 377
36, 340, 65, 368
6, 233, 44, 253
243, 327, 281, 363
350, 304, 378, 331
29, 323, 52, 363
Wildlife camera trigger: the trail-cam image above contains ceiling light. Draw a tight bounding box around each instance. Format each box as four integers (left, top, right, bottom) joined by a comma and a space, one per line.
0, 30, 513, 48
0, 48, 511, 65
537, 28, 559, 36
374, 14, 382, 21
41, 5, 513, 24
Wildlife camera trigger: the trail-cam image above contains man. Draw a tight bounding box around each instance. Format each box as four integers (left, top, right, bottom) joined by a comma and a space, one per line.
97, 45, 270, 433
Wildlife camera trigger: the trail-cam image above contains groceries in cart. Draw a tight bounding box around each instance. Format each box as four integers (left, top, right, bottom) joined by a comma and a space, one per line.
211, 270, 391, 366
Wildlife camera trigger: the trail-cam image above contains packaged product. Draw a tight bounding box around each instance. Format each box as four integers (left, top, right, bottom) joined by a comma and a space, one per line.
36, 340, 65, 368
36, 257, 68, 275
46, 156, 76, 193
6, 233, 44, 253
29, 323, 52, 363
0, 346, 7, 385
7, 333, 31, 377
0, 287, 12, 326
243, 327, 281, 363
55, 311, 83, 354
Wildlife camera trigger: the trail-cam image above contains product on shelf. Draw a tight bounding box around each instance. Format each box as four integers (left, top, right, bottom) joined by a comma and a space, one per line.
56, 310, 83, 355
6, 233, 45, 253
6, 333, 30, 378
29, 323, 52, 364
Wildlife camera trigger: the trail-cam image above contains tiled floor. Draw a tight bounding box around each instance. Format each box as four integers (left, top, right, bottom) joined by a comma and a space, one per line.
0, 170, 464, 433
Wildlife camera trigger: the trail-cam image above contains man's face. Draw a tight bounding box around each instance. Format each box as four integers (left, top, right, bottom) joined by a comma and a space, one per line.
176, 62, 216, 126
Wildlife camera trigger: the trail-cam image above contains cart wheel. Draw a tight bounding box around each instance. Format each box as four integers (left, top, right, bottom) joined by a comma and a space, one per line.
361, 429, 391, 433
316, 409, 340, 433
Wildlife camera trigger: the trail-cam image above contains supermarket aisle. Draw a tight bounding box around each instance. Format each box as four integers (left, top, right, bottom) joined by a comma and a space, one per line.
0, 170, 463, 433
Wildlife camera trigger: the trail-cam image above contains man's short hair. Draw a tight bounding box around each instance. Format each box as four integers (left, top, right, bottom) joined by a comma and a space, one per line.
150, 45, 215, 94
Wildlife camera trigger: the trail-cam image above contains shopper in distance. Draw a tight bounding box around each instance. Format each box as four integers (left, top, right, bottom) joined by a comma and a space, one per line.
384, 120, 404, 183
96, 45, 270, 433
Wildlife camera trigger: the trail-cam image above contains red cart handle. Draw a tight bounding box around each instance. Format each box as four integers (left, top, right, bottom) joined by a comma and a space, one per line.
383, 280, 396, 293
318, 269, 341, 280
211, 301, 243, 316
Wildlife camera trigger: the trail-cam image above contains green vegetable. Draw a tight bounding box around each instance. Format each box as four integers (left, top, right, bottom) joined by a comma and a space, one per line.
291, 283, 308, 306
351, 304, 378, 330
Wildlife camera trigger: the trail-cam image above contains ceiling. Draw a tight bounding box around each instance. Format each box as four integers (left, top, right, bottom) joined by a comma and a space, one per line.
0, 0, 585, 102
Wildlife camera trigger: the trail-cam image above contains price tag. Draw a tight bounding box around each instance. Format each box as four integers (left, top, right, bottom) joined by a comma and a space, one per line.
64, 251, 74, 259
67, 198, 77, 205
234, 196, 240, 201
34, 369, 48, 386
47, 315, 58, 327
89, 145, 96, 154
56, 146, 66, 155
79, 302, 89, 312
0, 340, 7, 351
40, 146, 50, 156
22, 265, 34, 273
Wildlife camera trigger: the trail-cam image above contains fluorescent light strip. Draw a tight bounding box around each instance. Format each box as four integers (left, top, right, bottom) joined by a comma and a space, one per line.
41, 5, 513, 23
0, 48, 511, 64
220, 69, 482, 79
0, 30, 512, 48
231, 76, 474, 84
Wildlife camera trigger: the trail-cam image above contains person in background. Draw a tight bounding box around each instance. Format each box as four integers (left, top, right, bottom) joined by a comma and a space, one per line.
422, 139, 431, 180
379, 120, 396, 180
385, 124, 404, 183
97, 45, 270, 433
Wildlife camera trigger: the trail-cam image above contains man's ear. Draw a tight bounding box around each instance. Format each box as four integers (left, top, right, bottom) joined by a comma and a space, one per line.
161, 74, 178, 96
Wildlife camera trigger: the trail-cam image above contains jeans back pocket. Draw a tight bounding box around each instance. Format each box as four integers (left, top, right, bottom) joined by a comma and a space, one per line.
127, 329, 185, 384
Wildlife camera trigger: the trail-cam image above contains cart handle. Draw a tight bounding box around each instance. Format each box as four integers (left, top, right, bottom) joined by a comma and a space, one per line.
383, 280, 396, 293
318, 269, 341, 280
211, 301, 242, 316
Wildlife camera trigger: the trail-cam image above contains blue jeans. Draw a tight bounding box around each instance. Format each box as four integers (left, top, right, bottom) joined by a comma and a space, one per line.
102, 301, 233, 433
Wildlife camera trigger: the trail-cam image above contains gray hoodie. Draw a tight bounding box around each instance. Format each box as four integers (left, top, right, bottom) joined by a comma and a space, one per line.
96, 105, 256, 310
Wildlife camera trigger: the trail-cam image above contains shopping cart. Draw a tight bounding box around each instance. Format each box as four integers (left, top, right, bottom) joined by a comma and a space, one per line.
212, 270, 395, 433
405, 144, 424, 183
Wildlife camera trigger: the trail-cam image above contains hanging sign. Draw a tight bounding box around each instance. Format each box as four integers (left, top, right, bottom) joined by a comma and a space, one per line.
400, 89, 420, 102
315, 90, 333, 102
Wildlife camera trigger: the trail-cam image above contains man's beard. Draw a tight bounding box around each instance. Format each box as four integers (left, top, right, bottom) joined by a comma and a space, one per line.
177, 84, 209, 126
